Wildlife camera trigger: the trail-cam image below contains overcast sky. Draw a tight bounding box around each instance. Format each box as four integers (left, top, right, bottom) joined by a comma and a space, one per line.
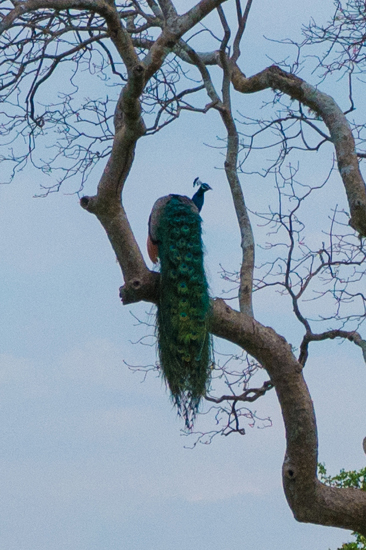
1, 1, 366, 549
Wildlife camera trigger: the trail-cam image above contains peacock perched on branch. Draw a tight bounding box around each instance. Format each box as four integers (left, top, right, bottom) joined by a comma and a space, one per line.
147, 179, 212, 428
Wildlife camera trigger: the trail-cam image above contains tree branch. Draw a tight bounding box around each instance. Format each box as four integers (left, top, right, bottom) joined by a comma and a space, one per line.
210, 44, 255, 315
230, 63, 366, 237
80, 61, 147, 287
143, 0, 228, 80
182, 43, 255, 315
157, 0, 177, 22
177, 0, 229, 34
231, 0, 254, 64
205, 380, 273, 403
299, 329, 366, 366
210, 298, 366, 535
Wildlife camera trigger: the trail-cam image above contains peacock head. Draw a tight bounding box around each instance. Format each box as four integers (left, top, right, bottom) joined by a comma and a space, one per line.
199, 182, 212, 193
193, 177, 212, 193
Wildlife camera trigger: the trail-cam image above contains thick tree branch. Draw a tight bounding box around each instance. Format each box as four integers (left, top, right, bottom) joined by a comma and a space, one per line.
177, 0, 229, 34
230, 63, 366, 237
145, 0, 163, 18
157, 0, 177, 22
173, 43, 219, 65
80, 62, 146, 286
210, 298, 366, 535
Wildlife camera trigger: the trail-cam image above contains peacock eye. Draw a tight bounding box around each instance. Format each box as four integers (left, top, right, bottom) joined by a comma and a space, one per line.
177, 282, 189, 294
169, 249, 181, 263
178, 263, 189, 274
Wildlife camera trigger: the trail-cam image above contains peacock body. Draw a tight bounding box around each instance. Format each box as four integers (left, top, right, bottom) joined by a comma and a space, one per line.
148, 181, 212, 428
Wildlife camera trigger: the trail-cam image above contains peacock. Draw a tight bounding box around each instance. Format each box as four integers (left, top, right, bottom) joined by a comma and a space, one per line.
147, 178, 212, 428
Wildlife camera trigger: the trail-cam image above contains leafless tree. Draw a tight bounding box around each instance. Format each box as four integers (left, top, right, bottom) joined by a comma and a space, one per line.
1, 0, 366, 537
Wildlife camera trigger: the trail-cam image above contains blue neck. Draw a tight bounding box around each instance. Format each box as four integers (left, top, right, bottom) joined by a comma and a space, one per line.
192, 188, 205, 212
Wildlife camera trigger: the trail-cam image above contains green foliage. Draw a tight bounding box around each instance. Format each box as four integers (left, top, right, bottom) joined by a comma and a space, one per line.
318, 464, 366, 550
156, 196, 211, 428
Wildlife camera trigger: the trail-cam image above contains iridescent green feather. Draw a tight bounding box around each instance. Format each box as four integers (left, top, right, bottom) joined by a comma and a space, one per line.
156, 196, 211, 428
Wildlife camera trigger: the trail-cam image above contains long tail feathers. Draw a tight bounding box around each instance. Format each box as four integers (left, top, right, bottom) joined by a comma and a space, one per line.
156, 196, 211, 428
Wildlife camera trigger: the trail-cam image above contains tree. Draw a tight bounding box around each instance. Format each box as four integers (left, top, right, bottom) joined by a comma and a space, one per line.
1, 0, 366, 538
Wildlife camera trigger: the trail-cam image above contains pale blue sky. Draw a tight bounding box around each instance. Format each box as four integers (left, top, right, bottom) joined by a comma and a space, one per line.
1, 1, 365, 549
